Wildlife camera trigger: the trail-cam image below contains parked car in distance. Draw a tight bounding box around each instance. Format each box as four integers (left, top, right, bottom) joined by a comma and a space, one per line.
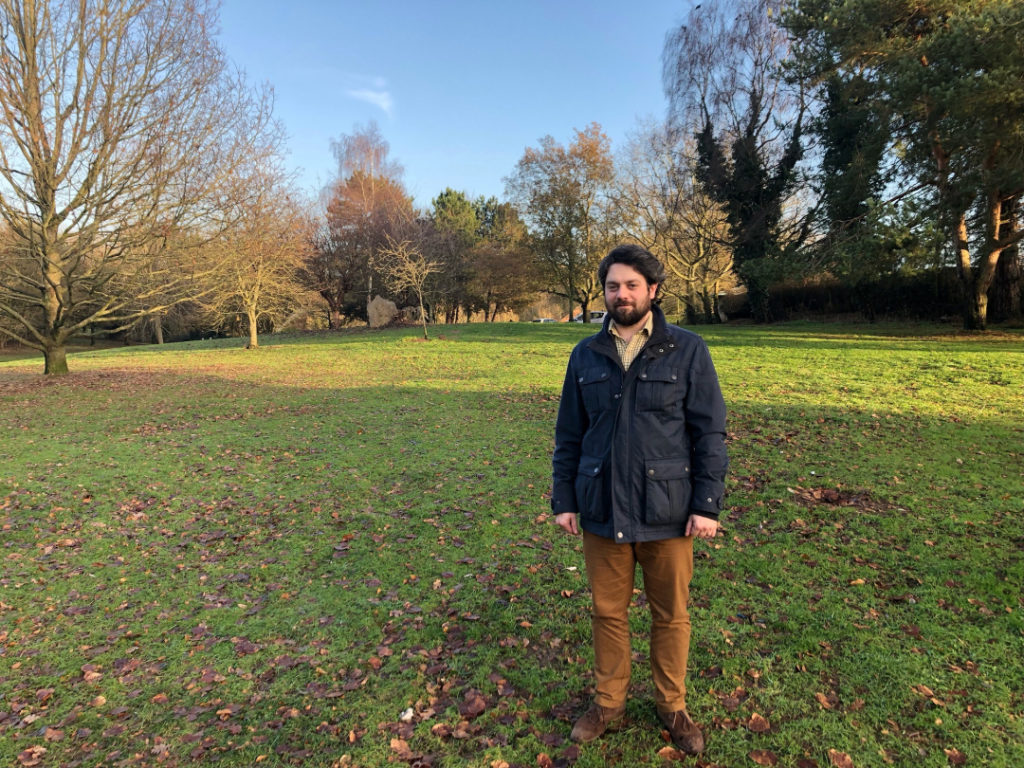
531, 317, 557, 323
571, 310, 607, 323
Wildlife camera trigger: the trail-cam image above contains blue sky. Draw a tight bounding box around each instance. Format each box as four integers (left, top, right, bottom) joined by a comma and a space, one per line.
217, 1, 689, 208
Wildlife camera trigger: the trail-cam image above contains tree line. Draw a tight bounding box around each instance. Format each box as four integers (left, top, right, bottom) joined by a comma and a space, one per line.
1, 0, 1021, 374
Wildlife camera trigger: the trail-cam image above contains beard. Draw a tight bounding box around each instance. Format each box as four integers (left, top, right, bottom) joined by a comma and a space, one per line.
608, 296, 651, 327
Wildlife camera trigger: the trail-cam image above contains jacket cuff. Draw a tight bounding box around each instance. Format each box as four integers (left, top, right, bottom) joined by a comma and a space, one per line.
690, 485, 724, 518
551, 486, 578, 516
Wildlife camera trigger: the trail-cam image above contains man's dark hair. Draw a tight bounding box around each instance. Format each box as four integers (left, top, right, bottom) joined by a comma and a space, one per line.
598, 244, 667, 296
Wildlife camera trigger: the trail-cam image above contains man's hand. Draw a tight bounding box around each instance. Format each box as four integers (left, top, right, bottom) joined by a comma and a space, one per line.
686, 513, 718, 540
554, 512, 579, 535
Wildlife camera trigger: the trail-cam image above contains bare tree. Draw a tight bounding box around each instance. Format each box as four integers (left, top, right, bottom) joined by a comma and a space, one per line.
374, 235, 438, 340
613, 122, 733, 322
0, 0, 277, 373
200, 165, 311, 349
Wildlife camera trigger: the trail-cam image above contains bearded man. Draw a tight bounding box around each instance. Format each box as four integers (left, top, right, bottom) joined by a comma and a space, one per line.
551, 244, 728, 754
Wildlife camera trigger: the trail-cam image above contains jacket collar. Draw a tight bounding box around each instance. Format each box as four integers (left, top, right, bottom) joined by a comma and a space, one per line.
588, 303, 671, 355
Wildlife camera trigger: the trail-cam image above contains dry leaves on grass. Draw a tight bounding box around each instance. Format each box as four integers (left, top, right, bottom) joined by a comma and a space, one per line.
17, 747, 46, 767
458, 689, 489, 719
749, 749, 778, 765
747, 712, 770, 732
828, 749, 854, 768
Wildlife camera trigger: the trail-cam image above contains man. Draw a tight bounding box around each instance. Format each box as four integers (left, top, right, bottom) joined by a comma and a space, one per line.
551, 244, 728, 754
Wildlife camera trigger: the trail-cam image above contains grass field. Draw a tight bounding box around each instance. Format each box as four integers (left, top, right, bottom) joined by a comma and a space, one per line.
1, 322, 1022, 768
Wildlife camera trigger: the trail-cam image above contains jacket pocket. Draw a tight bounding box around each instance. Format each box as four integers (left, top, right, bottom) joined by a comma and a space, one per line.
643, 457, 691, 525
636, 367, 682, 412
575, 455, 609, 523
578, 367, 613, 414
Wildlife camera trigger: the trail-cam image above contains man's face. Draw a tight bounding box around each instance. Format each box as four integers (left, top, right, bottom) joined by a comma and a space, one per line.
604, 263, 657, 327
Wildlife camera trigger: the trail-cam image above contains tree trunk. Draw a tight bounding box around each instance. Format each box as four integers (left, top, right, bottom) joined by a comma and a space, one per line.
44, 344, 69, 375
153, 314, 165, 345
701, 290, 714, 323
988, 196, 1021, 323
42, 252, 68, 373
246, 308, 259, 348
955, 207, 1005, 331
418, 295, 430, 340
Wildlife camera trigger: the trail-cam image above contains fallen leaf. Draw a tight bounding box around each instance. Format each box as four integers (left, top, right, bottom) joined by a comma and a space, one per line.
815, 692, 834, 709
17, 746, 46, 767
390, 738, 414, 760
458, 690, 488, 719
944, 748, 966, 766
431, 723, 453, 739
748, 712, 770, 733
828, 749, 854, 768
658, 745, 683, 760
749, 749, 778, 766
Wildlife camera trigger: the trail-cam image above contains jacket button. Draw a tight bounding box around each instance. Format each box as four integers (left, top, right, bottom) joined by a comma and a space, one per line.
648, 469, 655, 476
685, 467, 689, 472
617, 532, 623, 539
671, 374, 677, 380
658, 348, 664, 353
707, 498, 713, 503
578, 377, 583, 383
640, 373, 647, 379
614, 393, 620, 399
669, 344, 675, 348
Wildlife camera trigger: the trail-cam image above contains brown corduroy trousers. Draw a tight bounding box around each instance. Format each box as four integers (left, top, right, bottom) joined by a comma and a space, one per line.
582, 531, 694, 713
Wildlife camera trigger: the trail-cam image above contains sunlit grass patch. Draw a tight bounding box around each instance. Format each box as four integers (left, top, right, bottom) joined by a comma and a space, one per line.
1, 321, 1022, 767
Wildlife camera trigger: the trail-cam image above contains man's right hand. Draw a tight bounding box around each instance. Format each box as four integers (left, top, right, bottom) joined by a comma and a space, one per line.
554, 512, 579, 535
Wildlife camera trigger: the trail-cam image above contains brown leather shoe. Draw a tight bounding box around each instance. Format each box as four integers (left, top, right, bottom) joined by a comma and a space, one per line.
658, 709, 705, 754
570, 703, 626, 743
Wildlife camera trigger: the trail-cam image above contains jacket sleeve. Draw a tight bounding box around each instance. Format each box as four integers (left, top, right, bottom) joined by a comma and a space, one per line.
551, 350, 587, 515
685, 341, 728, 519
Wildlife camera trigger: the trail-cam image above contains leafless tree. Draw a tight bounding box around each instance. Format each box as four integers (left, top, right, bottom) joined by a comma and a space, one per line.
612, 121, 734, 322
374, 235, 438, 340
200, 164, 312, 349
0, 0, 278, 373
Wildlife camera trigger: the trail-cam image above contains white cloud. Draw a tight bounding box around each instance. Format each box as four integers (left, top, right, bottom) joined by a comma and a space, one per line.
346, 87, 394, 116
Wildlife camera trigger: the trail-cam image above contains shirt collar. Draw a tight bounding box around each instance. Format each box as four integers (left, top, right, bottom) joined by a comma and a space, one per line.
609, 310, 654, 341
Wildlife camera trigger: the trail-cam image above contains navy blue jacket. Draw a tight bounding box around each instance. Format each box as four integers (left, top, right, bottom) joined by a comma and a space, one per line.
551, 305, 728, 542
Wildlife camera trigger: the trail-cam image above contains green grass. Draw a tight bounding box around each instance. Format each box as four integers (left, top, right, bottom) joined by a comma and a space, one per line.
1, 321, 1022, 767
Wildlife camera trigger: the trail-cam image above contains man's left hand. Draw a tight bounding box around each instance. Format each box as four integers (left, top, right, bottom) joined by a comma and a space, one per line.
686, 514, 719, 540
